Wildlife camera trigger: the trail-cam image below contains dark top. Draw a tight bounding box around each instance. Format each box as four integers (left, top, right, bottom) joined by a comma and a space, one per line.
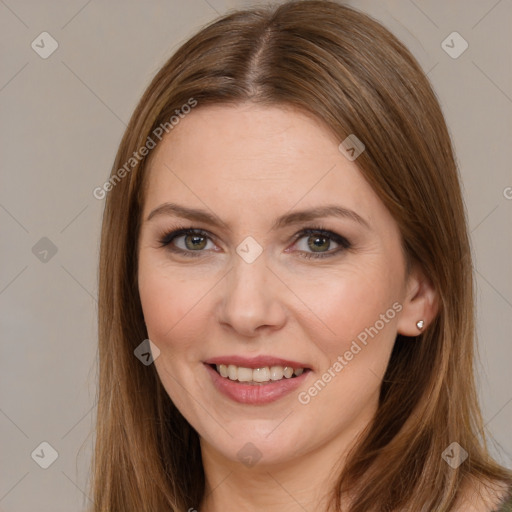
495, 489, 512, 512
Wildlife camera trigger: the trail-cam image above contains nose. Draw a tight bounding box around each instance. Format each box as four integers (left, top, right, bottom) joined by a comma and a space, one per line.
216, 251, 287, 338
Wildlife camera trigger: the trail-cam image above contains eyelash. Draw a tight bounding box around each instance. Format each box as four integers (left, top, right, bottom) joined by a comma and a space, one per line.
157, 224, 351, 260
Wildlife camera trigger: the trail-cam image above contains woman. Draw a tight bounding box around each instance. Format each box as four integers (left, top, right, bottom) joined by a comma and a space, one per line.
91, 1, 512, 510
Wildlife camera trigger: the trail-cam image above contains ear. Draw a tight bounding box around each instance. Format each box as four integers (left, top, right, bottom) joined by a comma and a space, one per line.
397, 262, 439, 336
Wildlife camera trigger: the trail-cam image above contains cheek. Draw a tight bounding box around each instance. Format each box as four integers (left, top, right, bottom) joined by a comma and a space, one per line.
138, 261, 208, 410
297, 273, 401, 419
291, 262, 402, 352
138, 259, 202, 350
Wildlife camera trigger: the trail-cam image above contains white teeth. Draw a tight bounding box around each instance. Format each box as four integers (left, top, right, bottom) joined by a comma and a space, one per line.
253, 367, 270, 382
228, 364, 237, 380
283, 366, 293, 378
215, 364, 306, 383
270, 366, 284, 380
237, 367, 253, 382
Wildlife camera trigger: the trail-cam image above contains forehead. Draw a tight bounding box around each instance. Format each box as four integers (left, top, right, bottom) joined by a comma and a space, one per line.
142, 104, 387, 230
150, 103, 340, 171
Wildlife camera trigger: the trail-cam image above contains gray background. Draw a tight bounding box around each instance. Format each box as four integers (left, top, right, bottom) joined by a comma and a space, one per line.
1, 0, 510, 510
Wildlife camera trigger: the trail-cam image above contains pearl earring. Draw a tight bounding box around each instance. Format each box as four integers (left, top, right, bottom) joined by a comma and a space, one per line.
416, 320, 424, 330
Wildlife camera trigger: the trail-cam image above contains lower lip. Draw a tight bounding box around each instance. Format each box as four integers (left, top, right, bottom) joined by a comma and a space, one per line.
204, 364, 310, 405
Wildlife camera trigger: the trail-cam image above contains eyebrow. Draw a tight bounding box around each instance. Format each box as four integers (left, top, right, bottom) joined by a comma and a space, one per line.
145, 202, 371, 231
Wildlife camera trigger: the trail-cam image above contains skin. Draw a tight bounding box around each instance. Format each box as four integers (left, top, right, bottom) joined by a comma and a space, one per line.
137, 103, 440, 511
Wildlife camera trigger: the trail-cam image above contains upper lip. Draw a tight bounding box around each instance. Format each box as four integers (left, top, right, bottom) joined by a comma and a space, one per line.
204, 355, 310, 369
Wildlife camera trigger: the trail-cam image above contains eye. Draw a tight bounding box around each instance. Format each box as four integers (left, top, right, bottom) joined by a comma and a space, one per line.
291, 227, 351, 259
158, 228, 215, 257
157, 225, 351, 260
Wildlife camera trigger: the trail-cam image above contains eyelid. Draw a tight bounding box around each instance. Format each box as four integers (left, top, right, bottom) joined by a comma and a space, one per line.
288, 227, 351, 259
157, 224, 351, 259
290, 227, 350, 247
158, 227, 214, 248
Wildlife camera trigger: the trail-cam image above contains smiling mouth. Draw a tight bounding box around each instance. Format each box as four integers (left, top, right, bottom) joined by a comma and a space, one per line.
209, 363, 310, 385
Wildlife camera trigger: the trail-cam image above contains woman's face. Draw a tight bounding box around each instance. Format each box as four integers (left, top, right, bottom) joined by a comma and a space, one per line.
137, 103, 426, 470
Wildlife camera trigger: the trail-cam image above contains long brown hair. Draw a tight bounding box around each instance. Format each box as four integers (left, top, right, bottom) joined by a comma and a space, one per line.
91, 1, 512, 510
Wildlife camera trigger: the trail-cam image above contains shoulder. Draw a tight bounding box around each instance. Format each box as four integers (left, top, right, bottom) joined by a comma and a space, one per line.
451, 478, 511, 512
